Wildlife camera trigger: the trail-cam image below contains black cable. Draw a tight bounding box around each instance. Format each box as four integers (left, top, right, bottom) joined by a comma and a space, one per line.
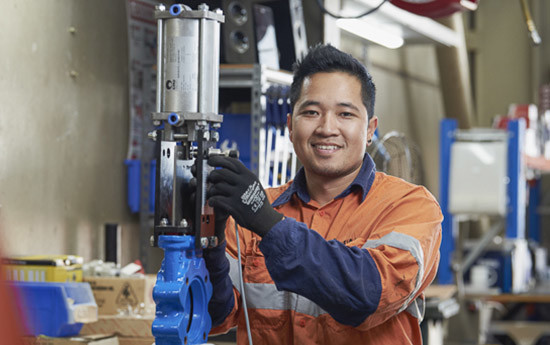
315, 0, 389, 19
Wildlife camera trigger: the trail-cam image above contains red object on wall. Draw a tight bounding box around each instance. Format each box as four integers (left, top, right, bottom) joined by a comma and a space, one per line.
390, 0, 479, 18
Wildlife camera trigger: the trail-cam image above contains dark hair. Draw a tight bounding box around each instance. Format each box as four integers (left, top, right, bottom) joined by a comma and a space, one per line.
290, 44, 376, 119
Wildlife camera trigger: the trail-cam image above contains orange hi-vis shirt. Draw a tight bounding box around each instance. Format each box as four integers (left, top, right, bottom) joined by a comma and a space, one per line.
207, 155, 443, 344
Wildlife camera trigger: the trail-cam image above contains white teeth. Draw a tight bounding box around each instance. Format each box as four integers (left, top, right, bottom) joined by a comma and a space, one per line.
316, 145, 339, 150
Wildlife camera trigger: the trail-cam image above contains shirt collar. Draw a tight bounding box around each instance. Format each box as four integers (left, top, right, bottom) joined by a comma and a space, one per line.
272, 154, 376, 207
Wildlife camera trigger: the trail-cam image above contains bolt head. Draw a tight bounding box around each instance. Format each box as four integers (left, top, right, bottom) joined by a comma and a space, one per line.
180, 219, 188, 227
209, 236, 219, 248
148, 131, 157, 141
160, 218, 169, 226
198, 3, 209, 10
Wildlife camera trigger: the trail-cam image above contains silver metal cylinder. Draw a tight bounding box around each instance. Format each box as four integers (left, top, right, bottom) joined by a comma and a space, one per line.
199, 15, 221, 114
162, 17, 199, 112
158, 6, 223, 114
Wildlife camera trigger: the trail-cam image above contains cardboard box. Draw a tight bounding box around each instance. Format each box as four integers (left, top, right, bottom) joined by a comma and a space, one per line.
83, 275, 156, 315
80, 315, 154, 338
22, 334, 118, 345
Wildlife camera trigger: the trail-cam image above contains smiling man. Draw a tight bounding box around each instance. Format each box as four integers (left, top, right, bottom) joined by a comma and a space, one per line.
205, 44, 443, 344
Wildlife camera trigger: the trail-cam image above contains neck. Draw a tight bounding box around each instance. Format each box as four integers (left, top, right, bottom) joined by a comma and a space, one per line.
304, 166, 362, 207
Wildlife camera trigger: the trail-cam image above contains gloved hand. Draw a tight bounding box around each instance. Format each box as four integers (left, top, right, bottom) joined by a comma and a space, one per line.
207, 156, 283, 237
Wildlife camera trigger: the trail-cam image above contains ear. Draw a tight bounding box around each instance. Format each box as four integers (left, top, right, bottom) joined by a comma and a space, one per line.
287, 113, 293, 142
367, 116, 378, 145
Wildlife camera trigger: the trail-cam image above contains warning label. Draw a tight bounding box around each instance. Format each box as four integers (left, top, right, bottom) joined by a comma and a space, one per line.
116, 282, 139, 307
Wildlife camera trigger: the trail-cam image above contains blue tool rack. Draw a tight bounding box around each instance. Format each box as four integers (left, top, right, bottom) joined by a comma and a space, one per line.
438, 118, 527, 291
218, 64, 294, 185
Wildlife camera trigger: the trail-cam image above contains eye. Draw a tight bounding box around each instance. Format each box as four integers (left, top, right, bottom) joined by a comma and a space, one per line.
340, 112, 354, 117
301, 110, 319, 116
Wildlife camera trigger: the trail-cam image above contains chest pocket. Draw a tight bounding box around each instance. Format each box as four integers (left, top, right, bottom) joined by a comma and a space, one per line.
243, 237, 274, 284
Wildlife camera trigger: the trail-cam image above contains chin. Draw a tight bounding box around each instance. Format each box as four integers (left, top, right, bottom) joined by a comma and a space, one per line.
310, 165, 357, 178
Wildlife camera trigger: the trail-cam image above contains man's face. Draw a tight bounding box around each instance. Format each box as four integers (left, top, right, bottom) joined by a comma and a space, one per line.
288, 72, 377, 181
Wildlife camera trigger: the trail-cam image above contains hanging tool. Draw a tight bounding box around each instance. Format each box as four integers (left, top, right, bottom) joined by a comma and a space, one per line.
279, 86, 291, 185
264, 86, 278, 186
519, 0, 541, 46
272, 87, 283, 186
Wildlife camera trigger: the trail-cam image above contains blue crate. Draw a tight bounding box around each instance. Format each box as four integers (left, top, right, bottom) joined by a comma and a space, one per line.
10, 281, 97, 337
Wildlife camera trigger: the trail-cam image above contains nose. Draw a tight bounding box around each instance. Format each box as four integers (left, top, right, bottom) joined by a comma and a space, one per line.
315, 113, 338, 136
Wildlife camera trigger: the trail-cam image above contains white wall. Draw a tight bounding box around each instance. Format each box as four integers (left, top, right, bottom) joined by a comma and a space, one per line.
467, 0, 535, 126
0, 1, 142, 265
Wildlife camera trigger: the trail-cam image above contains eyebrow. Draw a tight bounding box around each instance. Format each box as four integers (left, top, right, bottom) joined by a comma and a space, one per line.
337, 102, 360, 111
296, 100, 321, 111
297, 100, 361, 112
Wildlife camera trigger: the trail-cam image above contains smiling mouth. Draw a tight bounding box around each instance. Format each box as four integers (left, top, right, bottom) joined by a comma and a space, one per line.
313, 144, 341, 151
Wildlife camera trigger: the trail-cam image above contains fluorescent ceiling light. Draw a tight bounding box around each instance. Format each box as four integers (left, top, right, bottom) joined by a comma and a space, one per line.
336, 18, 404, 49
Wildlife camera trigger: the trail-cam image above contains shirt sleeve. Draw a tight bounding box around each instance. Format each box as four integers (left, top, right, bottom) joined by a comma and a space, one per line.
203, 241, 235, 327
205, 217, 246, 335
259, 188, 442, 330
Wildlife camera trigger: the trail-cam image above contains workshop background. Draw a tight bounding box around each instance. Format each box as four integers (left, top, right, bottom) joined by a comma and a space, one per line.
2, 0, 550, 344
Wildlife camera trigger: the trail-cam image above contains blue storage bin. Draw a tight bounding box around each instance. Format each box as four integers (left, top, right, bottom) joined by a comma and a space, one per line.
10, 281, 97, 337
124, 159, 141, 213
125, 159, 156, 214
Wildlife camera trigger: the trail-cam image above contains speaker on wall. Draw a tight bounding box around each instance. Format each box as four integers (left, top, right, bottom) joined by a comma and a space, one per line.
222, 0, 258, 64
177, 0, 308, 70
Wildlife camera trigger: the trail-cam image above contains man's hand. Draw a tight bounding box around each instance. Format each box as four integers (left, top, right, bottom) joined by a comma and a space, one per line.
207, 156, 283, 237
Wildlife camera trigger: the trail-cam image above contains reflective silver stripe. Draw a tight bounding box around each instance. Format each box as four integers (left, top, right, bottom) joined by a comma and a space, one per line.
295, 293, 327, 317
244, 283, 328, 318
226, 252, 242, 294
404, 297, 425, 322
362, 232, 425, 313
224, 255, 328, 318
